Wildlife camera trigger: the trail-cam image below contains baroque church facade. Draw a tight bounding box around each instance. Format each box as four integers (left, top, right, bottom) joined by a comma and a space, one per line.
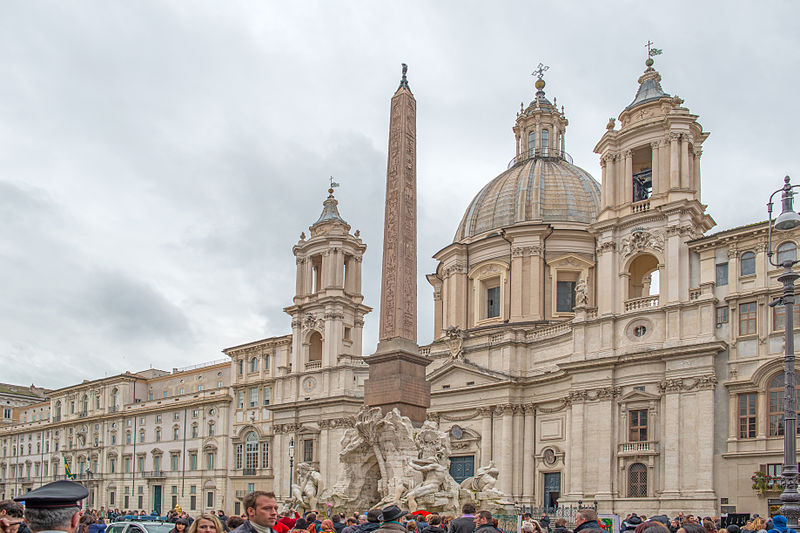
1, 58, 798, 518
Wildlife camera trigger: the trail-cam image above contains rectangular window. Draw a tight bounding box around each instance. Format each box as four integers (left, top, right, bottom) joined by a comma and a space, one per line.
207, 491, 214, 508
110, 491, 115, 505
124, 495, 129, 509
173, 427, 180, 440
263, 387, 270, 406
487, 286, 500, 318
716, 263, 729, 286
556, 281, 576, 313
138, 495, 143, 509
174, 412, 180, 421
137, 457, 144, 472
171, 495, 177, 509
237, 391, 244, 409
261, 442, 269, 469
153, 456, 161, 474
716, 306, 729, 326
190, 495, 196, 511
171, 454, 179, 471
739, 393, 757, 439
192, 409, 199, 418
739, 302, 757, 335
110, 459, 116, 473
124, 457, 131, 473
207, 452, 215, 471
189, 453, 197, 470
303, 439, 314, 463
249, 388, 258, 408
217, 381, 223, 388
156, 415, 162, 423
235, 444, 243, 469
773, 304, 800, 332
179, 388, 184, 395
629, 409, 648, 442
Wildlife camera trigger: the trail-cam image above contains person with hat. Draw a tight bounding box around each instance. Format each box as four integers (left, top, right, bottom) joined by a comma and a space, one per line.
376, 506, 408, 533
9, 480, 88, 533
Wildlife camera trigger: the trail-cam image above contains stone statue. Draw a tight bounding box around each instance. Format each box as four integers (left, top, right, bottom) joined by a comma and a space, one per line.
575, 277, 588, 307
405, 458, 451, 512
291, 462, 322, 511
459, 461, 513, 510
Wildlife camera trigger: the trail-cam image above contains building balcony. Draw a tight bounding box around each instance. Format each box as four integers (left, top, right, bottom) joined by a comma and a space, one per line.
242, 468, 257, 476
618, 440, 659, 456
624, 295, 659, 312
142, 470, 165, 479
78, 411, 88, 418
108, 406, 118, 413
305, 361, 322, 370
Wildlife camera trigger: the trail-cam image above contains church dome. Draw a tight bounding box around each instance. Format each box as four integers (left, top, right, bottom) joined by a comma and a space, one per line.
454, 155, 601, 240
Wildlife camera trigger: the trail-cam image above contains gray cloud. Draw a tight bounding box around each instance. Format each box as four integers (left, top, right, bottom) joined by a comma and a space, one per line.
0, 1, 798, 387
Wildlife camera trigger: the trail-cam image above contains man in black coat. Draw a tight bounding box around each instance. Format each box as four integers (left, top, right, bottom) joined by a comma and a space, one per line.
448, 503, 477, 533
355, 510, 382, 533
473, 512, 501, 533
573, 509, 602, 533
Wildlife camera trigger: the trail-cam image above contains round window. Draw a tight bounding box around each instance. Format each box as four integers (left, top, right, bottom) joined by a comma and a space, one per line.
634, 325, 647, 337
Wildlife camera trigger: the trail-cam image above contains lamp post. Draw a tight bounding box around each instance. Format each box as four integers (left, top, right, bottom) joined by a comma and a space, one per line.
288, 437, 295, 500
767, 175, 800, 528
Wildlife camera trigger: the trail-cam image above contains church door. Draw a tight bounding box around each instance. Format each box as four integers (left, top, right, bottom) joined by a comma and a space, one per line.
449, 456, 475, 483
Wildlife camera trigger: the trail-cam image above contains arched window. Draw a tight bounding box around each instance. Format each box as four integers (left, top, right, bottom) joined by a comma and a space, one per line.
264, 355, 270, 371
768, 372, 800, 436
238, 360, 243, 375
245, 432, 258, 470
208, 422, 215, 436
309, 332, 323, 363
54, 401, 61, 420
250, 357, 257, 373
541, 129, 549, 156
627, 463, 647, 497
81, 395, 88, 414
528, 131, 535, 158
778, 242, 797, 265
125, 432, 132, 445
138, 430, 145, 444
191, 424, 199, 438
111, 388, 118, 410
740, 252, 756, 276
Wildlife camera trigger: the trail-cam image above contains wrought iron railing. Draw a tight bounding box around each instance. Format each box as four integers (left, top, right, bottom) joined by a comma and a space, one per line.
508, 148, 574, 168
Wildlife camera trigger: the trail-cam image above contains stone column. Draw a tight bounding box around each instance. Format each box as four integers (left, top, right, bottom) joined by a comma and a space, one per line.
607, 154, 617, 207
624, 150, 633, 204
680, 134, 690, 189
594, 396, 615, 500
661, 383, 681, 497
522, 405, 535, 502
513, 405, 524, 497
480, 407, 493, 464
600, 157, 609, 209
511, 247, 524, 320
695, 385, 716, 495
273, 432, 284, 499
295, 257, 305, 297
499, 405, 514, 495
694, 148, 703, 200
670, 133, 680, 189
650, 142, 660, 195
530, 248, 543, 320
568, 398, 585, 499
319, 426, 329, 487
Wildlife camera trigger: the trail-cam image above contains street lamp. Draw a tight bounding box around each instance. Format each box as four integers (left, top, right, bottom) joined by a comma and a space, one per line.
767, 175, 800, 528
288, 438, 295, 500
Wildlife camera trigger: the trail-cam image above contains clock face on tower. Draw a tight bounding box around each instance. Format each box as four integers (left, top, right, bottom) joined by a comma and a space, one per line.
303, 377, 317, 393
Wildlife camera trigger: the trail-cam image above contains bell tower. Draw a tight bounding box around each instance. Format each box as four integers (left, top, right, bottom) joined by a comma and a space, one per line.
284, 185, 371, 372
592, 49, 714, 316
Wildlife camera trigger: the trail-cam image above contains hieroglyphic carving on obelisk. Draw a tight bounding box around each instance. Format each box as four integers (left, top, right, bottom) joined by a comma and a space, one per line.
379, 63, 417, 343
365, 64, 430, 424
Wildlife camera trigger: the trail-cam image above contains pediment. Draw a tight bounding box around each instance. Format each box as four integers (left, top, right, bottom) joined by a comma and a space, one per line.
620, 389, 660, 402
546, 253, 594, 269
427, 360, 506, 388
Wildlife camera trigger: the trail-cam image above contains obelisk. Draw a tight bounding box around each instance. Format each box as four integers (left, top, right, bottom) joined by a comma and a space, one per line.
364, 64, 431, 424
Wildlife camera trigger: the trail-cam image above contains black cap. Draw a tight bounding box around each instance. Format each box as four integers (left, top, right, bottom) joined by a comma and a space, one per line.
380, 506, 408, 523
14, 480, 88, 509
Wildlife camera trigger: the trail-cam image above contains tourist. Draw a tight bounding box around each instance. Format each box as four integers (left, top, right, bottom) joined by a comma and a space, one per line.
702, 519, 717, 533
290, 519, 309, 533
540, 515, 550, 533
552, 518, 571, 533
342, 518, 359, 533
407, 521, 417, 533
676, 524, 705, 533
227, 518, 245, 531
421, 515, 445, 533
170, 519, 191, 533
636, 522, 670, 533
0, 501, 26, 533
355, 510, 382, 533
189, 515, 225, 533
11, 480, 88, 533
320, 521, 336, 533
333, 516, 346, 533
230, 491, 279, 533
376, 506, 408, 533
448, 503, 476, 533
471, 511, 500, 533
280, 513, 301, 531
573, 510, 602, 533
767, 516, 796, 533
623, 517, 643, 533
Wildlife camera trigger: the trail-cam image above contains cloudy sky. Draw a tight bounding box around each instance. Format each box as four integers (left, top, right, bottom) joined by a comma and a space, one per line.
1, 1, 798, 389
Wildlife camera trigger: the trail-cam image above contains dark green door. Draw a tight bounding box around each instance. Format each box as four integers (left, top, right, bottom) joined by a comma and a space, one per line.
153, 485, 162, 515
449, 455, 475, 483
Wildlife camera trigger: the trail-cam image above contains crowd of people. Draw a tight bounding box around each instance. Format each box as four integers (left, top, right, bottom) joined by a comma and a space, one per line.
1, 481, 799, 533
